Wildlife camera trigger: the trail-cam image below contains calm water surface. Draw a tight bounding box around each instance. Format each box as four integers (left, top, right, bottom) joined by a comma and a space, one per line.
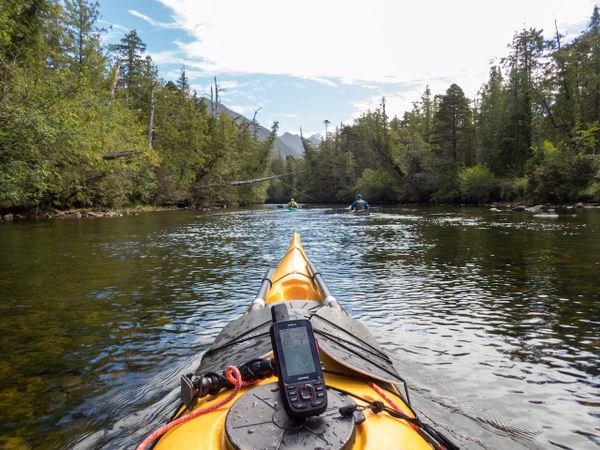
0, 206, 598, 449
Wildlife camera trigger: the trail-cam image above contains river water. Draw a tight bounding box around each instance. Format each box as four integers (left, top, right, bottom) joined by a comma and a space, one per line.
0, 205, 598, 449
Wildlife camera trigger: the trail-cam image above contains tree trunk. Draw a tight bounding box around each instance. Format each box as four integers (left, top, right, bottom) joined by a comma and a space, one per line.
110, 63, 120, 96
147, 81, 155, 146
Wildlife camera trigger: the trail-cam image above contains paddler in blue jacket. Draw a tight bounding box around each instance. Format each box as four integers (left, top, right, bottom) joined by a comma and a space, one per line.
350, 194, 369, 212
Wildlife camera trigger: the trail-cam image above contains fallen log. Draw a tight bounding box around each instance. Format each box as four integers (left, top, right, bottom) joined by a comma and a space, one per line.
102, 151, 143, 160
194, 172, 296, 190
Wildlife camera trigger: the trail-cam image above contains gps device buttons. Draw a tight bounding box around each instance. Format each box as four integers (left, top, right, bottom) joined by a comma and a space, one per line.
298, 385, 314, 401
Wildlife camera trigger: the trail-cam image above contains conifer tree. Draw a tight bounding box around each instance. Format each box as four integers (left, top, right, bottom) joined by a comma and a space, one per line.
110, 30, 148, 107
432, 83, 474, 166
60, 0, 105, 83
476, 66, 507, 174
501, 28, 545, 176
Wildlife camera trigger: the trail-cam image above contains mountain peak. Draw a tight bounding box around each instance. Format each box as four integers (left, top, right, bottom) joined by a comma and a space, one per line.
208, 99, 320, 158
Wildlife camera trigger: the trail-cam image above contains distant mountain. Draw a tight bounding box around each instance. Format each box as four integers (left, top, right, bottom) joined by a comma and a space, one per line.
274, 133, 302, 159
278, 131, 301, 150
210, 101, 320, 159
307, 134, 322, 146
278, 132, 303, 157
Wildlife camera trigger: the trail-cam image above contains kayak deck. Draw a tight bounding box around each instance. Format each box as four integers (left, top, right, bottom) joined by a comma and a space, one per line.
150, 234, 452, 450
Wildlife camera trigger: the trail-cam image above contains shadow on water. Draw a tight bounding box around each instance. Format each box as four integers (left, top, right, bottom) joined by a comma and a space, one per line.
0, 205, 598, 449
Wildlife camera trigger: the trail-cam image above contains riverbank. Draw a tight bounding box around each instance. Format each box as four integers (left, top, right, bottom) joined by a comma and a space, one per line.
2, 201, 599, 223
0, 205, 185, 223
490, 201, 600, 212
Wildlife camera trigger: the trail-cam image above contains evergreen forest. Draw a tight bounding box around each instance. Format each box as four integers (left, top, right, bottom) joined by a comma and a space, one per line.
2, 1, 600, 217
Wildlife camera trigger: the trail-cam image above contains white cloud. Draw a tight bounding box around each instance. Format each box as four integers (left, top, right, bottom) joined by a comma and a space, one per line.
154, 0, 596, 130
159, 0, 593, 76
159, 0, 594, 103
128, 9, 177, 29
149, 49, 184, 66
301, 76, 337, 88
217, 80, 241, 91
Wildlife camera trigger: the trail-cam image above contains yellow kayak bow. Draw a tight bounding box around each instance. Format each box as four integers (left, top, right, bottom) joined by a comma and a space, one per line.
143, 233, 456, 450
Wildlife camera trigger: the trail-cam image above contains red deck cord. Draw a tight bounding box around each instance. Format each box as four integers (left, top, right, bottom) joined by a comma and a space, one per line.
137, 366, 246, 450
368, 381, 418, 430
368, 381, 445, 450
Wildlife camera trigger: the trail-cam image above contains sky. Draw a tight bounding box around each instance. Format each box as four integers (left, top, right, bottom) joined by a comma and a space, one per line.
98, 0, 598, 136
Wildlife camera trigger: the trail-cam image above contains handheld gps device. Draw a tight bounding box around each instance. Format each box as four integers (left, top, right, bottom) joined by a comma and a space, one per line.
270, 304, 327, 419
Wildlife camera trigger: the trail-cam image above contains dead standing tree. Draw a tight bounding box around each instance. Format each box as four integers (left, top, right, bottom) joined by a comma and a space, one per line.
210, 76, 224, 117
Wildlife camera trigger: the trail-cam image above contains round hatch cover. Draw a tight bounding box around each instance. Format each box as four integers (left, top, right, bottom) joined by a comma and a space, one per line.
225, 383, 356, 450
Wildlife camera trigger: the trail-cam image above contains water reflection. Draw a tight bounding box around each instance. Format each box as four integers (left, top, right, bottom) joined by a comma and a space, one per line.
0, 206, 598, 449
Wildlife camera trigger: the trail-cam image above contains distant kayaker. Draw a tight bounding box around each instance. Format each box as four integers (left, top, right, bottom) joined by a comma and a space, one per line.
350, 194, 369, 212
288, 198, 298, 208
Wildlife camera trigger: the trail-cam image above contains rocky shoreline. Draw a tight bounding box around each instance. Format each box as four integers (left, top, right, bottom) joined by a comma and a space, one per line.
489, 202, 600, 213
0, 206, 185, 223
1, 202, 599, 223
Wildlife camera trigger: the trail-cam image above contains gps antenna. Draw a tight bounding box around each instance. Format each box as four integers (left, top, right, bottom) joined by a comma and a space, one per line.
271, 303, 289, 323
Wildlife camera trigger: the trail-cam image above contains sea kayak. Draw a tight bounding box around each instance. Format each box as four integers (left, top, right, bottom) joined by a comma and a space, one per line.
140, 233, 457, 450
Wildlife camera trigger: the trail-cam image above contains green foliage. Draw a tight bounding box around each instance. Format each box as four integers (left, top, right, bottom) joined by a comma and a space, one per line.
299, 137, 335, 202
526, 141, 598, 203
428, 160, 461, 204
581, 160, 600, 201
0, 65, 153, 211
0, 103, 50, 209
190, 112, 274, 207
573, 123, 599, 153
266, 154, 288, 202
495, 177, 528, 202
2, 2, 600, 214
526, 143, 570, 202
458, 164, 496, 204
153, 83, 209, 204
355, 168, 401, 203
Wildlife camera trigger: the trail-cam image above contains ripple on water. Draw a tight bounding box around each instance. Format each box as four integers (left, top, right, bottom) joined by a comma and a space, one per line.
1, 206, 599, 449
